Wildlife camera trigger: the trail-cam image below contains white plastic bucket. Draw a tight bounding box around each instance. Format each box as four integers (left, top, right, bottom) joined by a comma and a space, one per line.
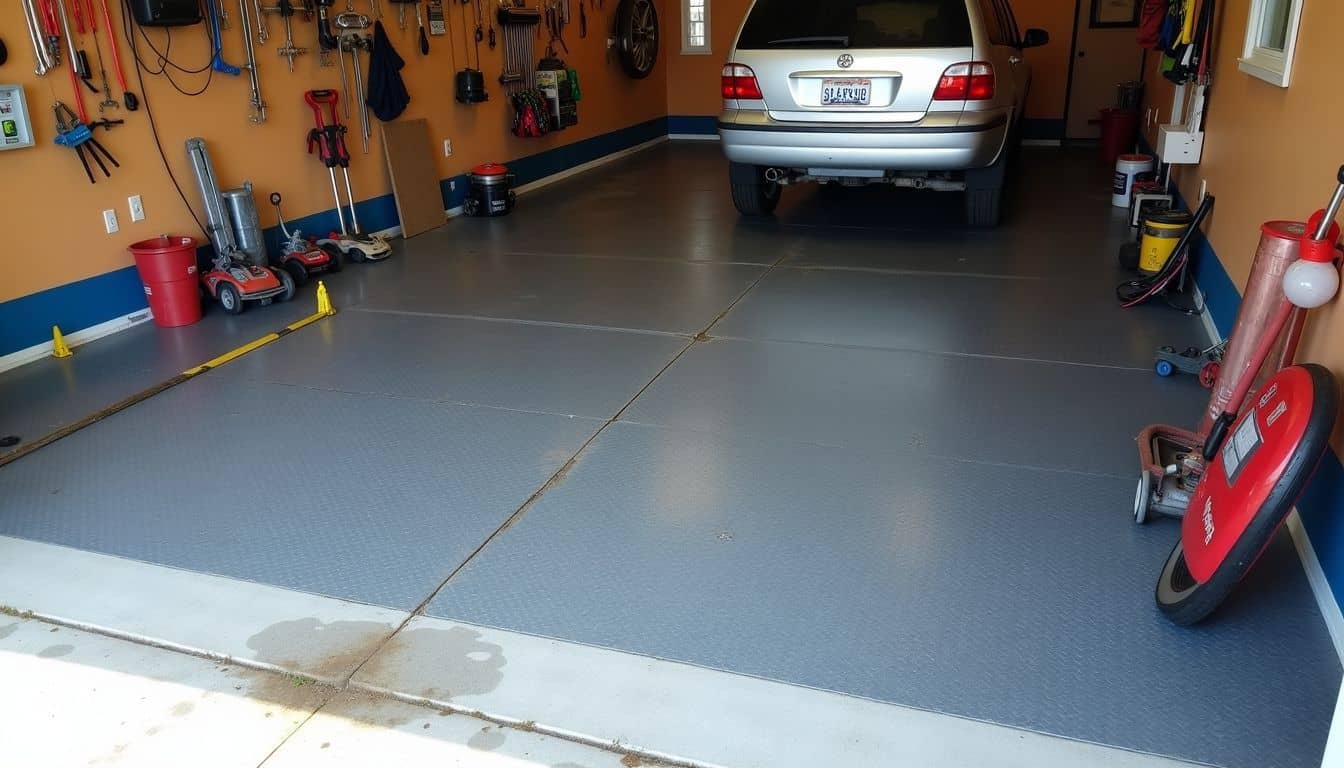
1113, 153, 1155, 208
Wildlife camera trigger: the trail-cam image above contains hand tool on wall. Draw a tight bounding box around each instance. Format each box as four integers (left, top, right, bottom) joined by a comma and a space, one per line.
95, 0, 138, 109
238, 0, 269, 122
265, 0, 310, 71
53, 100, 119, 183
253, 0, 270, 42
389, 0, 413, 30
314, 0, 339, 64
83, 1, 118, 112
206, 0, 244, 74
22, 0, 58, 75
334, 13, 373, 150
416, 3, 429, 53
36, 0, 63, 67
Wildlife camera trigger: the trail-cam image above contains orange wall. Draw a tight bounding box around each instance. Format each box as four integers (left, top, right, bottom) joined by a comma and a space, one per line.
1145, 0, 1344, 448
1011, 0, 1076, 121
664, 0, 1076, 120
1, 0, 667, 304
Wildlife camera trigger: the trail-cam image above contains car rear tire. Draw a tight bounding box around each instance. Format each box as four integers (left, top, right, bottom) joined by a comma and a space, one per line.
965, 187, 1002, 228
729, 163, 781, 217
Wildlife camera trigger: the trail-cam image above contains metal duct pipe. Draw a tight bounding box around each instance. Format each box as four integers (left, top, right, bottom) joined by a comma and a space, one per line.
186, 137, 240, 260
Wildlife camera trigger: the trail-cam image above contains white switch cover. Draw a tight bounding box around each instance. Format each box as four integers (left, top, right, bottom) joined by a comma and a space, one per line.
443, 139, 453, 157
128, 195, 145, 222
103, 209, 119, 234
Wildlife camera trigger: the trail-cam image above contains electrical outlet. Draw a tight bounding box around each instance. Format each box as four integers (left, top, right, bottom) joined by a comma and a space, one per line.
128, 195, 145, 222
103, 209, 119, 234
443, 139, 453, 157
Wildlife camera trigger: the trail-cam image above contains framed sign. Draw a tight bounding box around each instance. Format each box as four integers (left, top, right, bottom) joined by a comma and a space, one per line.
1091, 0, 1141, 28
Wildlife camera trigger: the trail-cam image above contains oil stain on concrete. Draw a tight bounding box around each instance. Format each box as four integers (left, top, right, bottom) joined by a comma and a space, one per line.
37, 644, 74, 658
246, 617, 398, 683
468, 725, 507, 751
355, 624, 506, 702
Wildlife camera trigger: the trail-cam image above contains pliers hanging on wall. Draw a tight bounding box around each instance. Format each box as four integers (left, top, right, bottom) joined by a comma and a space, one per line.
53, 101, 120, 184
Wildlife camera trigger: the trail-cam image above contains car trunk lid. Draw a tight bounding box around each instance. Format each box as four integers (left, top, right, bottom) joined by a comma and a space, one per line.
732, 0, 975, 123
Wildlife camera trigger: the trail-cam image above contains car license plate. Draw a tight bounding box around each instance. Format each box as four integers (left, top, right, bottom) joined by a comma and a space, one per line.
821, 79, 871, 106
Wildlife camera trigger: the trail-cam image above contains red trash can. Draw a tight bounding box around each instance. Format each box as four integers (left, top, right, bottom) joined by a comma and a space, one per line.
128, 236, 202, 328
1099, 108, 1140, 167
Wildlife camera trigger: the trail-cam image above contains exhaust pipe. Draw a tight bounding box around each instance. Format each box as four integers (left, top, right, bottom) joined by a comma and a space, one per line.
764, 167, 786, 183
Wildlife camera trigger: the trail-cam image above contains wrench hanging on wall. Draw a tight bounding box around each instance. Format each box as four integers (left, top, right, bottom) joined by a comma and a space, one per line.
238, 0, 268, 122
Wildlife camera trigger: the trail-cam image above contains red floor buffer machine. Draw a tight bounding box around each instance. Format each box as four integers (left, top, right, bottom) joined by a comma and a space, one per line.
1137, 165, 1344, 625
187, 137, 296, 314
304, 89, 392, 263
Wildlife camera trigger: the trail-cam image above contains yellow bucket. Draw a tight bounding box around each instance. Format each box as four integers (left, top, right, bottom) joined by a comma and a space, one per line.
1139, 212, 1194, 274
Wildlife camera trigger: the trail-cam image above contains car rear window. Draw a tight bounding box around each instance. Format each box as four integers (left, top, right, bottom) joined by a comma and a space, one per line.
736, 0, 973, 50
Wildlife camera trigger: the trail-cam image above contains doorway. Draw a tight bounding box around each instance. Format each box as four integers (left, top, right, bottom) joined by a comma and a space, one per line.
1065, 0, 1145, 139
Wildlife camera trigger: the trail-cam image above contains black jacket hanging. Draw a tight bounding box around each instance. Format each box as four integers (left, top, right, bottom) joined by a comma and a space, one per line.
366, 21, 410, 122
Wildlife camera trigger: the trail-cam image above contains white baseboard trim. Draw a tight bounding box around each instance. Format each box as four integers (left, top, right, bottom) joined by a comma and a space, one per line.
513, 136, 669, 197
669, 133, 720, 141
1287, 512, 1344, 661
0, 308, 154, 375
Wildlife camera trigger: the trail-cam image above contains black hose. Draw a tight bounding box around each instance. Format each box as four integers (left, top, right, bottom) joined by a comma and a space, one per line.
1116, 194, 1216, 308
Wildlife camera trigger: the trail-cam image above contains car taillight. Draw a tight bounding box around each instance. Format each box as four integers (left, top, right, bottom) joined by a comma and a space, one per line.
722, 64, 764, 100
933, 62, 995, 101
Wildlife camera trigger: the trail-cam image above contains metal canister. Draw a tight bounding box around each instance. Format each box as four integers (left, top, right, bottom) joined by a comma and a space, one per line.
221, 182, 268, 267
467, 163, 515, 217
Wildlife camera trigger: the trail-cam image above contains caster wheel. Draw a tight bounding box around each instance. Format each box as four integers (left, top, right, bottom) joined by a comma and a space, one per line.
1155, 359, 1175, 378
217, 283, 244, 315
1199, 362, 1220, 389
1134, 471, 1152, 525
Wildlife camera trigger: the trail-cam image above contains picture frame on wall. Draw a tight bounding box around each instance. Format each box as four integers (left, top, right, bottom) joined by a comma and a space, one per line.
1091, 0, 1141, 28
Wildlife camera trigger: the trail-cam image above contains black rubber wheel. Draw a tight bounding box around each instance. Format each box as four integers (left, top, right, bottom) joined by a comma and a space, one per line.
729, 164, 781, 217
276, 268, 297, 303
283, 259, 309, 287
964, 187, 1002, 227
324, 247, 343, 273
615, 0, 659, 80
1155, 364, 1339, 625
217, 282, 244, 315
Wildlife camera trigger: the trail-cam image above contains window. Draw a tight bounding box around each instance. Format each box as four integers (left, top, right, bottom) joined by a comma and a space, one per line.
736, 0, 973, 50
683, 0, 710, 54
1239, 0, 1304, 87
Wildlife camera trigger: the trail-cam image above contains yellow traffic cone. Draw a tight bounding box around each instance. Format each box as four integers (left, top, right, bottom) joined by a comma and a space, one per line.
51, 326, 73, 359
316, 281, 335, 317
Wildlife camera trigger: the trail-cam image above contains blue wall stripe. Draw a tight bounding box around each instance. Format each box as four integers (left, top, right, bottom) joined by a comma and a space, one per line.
1, 117, 672, 359
668, 115, 718, 135
0, 266, 148, 354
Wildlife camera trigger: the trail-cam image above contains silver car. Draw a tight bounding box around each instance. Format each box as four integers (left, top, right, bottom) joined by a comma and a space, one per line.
718, 0, 1048, 226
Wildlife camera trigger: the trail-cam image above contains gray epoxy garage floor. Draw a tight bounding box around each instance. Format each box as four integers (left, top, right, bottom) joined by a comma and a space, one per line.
1, 143, 1339, 767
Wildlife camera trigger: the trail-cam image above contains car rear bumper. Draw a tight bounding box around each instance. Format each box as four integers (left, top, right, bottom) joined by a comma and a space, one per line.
718, 110, 1009, 172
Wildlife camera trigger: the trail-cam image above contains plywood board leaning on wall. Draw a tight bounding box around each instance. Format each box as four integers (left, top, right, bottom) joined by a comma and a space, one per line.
382, 119, 447, 238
